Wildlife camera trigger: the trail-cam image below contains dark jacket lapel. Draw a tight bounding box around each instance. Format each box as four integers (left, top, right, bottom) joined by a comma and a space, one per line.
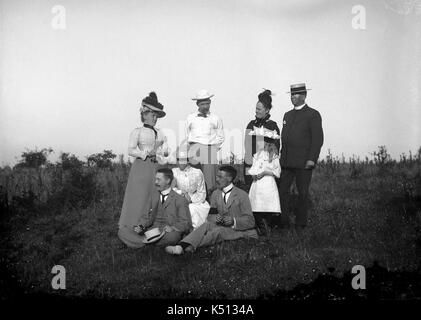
163, 190, 175, 209
225, 187, 238, 209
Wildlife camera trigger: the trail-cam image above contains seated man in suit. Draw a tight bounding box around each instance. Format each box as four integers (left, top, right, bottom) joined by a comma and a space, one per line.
131, 168, 192, 248
165, 165, 258, 255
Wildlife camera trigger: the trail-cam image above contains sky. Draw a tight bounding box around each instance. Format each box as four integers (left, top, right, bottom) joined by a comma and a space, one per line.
0, 0, 420, 165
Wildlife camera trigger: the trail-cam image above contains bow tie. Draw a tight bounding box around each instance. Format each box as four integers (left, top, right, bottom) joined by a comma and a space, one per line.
197, 113, 208, 118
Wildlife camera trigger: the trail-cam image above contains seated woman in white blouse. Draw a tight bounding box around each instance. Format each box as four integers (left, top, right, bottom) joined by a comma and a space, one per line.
171, 147, 210, 229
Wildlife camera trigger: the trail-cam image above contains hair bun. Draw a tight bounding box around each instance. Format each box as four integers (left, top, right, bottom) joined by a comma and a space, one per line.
258, 89, 273, 110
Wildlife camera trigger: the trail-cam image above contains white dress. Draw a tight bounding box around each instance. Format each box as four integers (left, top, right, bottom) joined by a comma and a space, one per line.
172, 166, 210, 229
248, 150, 281, 213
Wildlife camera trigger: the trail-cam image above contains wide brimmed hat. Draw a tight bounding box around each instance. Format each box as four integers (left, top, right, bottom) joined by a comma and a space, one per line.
141, 92, 166, 118
286, 83, 311, 94
192, 89, 214, 101
142, 227, 166, 244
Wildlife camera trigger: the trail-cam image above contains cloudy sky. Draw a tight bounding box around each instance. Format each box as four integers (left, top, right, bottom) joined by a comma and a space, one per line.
0, 0, 420, 165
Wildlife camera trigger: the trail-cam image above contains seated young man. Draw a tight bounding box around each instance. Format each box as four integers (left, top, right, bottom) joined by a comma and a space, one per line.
120, 168, 192, 248
165, 165, 258, 255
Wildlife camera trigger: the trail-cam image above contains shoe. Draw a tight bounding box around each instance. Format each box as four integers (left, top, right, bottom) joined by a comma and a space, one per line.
165, 245, 184, 255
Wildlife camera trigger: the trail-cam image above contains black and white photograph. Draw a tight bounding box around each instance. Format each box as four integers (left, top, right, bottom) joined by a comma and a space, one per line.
0, 0, 420, 314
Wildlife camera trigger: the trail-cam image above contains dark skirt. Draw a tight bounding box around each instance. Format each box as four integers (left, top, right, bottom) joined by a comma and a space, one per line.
253, 212, 283, 231
118, 158, 157, 229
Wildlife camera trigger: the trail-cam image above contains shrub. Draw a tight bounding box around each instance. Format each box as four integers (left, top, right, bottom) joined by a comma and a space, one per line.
14, 148, 53, 169
59, 152, 84, 171
87, 150, 117, 169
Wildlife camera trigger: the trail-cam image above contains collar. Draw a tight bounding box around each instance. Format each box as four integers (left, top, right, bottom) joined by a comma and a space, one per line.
180, 165, 191, 172
143, 123, 158, 136
197, 111, 210, 117
222, 183, 234, 194
160, 187, 172, 196
294, 104, 306, 110
254, 113, 271, 126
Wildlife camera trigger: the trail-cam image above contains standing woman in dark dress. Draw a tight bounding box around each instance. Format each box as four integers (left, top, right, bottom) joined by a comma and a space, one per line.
244, 89, 280, 187
118, 92, 170, 248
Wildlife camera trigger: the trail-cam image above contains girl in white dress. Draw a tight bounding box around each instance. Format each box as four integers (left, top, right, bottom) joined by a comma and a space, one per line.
171, 148, 210, 229
248, 138, 282, 232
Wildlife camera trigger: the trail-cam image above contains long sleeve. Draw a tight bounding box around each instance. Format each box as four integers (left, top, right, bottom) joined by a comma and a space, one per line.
185, 117, 191, 143
233, 192, 255, 231
244, 121, 254, 167
189, 170, 206, 203
156, 132, 172, 164
173, 197, 192, 233
214, 116, 225, 148
128, 128, 148, 160
308, 111, 324, 162
271, 157, 281, 178
247, 153, 260, 175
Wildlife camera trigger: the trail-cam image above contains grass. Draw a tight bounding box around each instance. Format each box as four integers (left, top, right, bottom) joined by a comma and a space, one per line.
1, 152, 421, 299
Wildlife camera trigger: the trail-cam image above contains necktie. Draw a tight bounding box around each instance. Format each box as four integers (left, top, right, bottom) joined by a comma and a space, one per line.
197, 113, 207, 118
161, 193, 168, 204
222, 188, 233, 204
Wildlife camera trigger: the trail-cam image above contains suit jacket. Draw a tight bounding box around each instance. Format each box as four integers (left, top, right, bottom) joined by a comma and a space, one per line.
150, 190, 192, 234
210, 186, 255, 231
280, 105, 323, 169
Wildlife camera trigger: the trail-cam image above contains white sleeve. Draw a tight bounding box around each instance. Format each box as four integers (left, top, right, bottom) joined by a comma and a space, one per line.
271, 157, 281, 178
128, 128, 148, 160
190, 169, 206, 203
247, 153, 260, 175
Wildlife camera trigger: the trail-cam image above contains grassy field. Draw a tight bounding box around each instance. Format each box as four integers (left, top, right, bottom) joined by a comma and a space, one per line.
1, 149, 421, 299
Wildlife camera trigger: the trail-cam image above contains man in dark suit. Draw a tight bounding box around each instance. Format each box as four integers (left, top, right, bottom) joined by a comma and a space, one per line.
279, 83, 323, 232
164, 165, 258, 255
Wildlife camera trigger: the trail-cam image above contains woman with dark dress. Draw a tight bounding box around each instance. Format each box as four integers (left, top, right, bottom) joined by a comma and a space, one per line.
244, 89, 280, 186
118, 92, 171, 248
244, 89, 282, 234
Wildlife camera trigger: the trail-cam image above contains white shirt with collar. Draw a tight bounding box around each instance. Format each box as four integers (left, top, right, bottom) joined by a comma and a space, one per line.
221, 183, 236, 229
160, 187, 172, 203
294, 103, 306, 110
185, 111, 225, 148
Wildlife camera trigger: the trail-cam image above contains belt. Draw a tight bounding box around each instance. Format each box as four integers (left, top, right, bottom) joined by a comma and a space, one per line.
188, 142, 214, 147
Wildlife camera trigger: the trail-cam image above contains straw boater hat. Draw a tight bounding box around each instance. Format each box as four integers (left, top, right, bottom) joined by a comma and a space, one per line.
176, 143, 190, 160
286, 83, 311, 94
191, 89, 214, 101
141, 92, 166, 118
142, 227, 166, 244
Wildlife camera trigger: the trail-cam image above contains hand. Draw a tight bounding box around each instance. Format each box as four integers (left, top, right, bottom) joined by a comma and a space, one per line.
149, 149, 156, 156
215, 214, 224, 225
304, 160, 315, 169
222, 216, 234, 227
256, 172, 264, 180
133, 224, 146, 235
163, 225, 174, 233
155, 140, 164, 149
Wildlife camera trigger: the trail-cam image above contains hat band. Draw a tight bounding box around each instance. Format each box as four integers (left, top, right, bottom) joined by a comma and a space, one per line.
146, 233, 161, 241
142, 103, 164, 113
290, 88, 307, 92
